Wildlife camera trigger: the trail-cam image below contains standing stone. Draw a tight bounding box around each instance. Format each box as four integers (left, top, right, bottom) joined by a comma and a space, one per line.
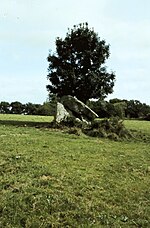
55, 102, 70, 123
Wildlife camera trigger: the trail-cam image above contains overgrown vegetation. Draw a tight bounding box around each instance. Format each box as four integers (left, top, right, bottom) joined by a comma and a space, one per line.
0, 114, 150, 227
83, 118, 132, 140
55, 117, 132, 141
52, 116, 150, 142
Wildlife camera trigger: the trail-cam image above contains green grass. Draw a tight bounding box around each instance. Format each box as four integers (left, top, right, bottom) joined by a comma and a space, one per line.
124, 120, 150, 143
0, 114, 150, 227
0, 114, 54, 128
124, 119, 150, 135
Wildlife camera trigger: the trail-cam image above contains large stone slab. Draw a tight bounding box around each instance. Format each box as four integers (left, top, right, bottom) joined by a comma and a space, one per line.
61, 95, 98, 120
55, 95, 98, 125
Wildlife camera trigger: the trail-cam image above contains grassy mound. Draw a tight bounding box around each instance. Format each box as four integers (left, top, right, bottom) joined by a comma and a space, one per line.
53, 117, 132, 141
54, 117, 150, 142
83, 118, 132, 140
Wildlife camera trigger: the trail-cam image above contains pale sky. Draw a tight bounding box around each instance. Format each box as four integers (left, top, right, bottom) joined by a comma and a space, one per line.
0, 0, 150, 104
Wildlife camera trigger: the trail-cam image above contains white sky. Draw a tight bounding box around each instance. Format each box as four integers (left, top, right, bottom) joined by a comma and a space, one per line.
0, 0, 150, 104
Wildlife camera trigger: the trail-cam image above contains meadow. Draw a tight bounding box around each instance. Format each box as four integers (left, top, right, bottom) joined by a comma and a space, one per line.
0, 114, 150, 227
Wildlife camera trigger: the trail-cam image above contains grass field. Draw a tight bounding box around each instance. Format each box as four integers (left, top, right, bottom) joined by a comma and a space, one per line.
0, 114, 150, 227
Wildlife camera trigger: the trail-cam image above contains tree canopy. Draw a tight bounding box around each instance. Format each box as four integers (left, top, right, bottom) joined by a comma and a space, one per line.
47, 23, 115, 103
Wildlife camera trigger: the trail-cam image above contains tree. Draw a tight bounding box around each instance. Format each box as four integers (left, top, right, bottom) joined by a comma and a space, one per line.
10, 101, 25, 114
126, 100, 150, 119
0, 101, 10, 114
36, 102, 52, 116
24, 103, 41, 115
88, 100, 111, 118
47, 23, 115, 103
113, 102, 127, 119
47, 94, 57, 116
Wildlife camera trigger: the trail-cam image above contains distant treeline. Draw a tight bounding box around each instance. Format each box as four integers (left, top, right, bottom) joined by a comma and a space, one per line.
88, 99, 150, 120
0, 99, 150, 120
0, 101, 55, 116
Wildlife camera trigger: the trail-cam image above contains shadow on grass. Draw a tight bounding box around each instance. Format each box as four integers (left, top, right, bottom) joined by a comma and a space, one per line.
0, 120, 51, 128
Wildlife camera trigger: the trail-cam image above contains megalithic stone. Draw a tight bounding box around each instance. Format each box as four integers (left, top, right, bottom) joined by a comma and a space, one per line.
61, 95, 99, 121
55, 95, 99, 125
55, 102, 70, 123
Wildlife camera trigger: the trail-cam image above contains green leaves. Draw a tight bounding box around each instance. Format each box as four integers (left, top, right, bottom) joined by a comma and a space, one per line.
47, 23, 115, 103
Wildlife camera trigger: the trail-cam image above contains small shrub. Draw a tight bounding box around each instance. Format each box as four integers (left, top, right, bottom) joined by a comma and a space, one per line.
60, 116, 82, 128
107, 133, 119, 141
144, 113, 150, 121
83, 117, 131, 140
67, 127, 81, 136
